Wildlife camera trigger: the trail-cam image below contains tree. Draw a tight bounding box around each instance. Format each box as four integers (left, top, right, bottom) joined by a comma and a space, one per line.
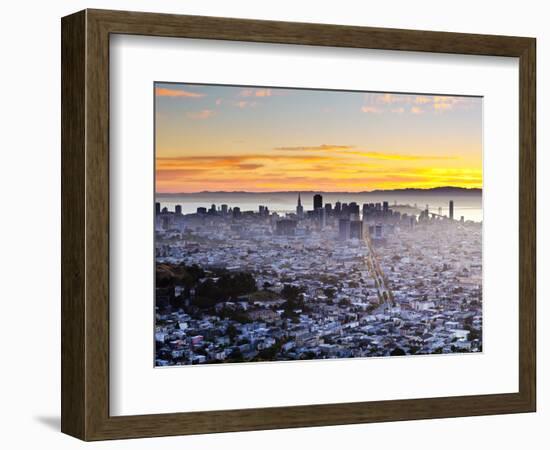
281, 284, 304, 301
226, 324, 238, 340
390, 347, 406, 356
193, 271, 258, 308
339, 298, 352, 307
229, 347, 244, 363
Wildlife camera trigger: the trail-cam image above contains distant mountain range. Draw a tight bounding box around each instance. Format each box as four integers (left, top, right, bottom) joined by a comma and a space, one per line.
158, 187, 481, 196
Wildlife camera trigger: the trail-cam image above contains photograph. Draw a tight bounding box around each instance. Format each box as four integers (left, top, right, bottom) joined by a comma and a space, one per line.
154, 82, 483, 366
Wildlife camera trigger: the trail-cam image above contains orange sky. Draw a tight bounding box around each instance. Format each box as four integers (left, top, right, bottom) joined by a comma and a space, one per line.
155, 84, 482, 193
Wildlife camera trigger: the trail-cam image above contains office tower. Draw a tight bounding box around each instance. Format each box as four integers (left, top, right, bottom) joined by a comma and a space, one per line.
161, 215, 171, 231
175, 204, 182, 215
375, 202, 381, 211
449, 200, 454, 220
221, 204, 228, 215
259, 205, 265, 215
209, 204, 216, 215
232, 207, 241, 218
313, 194, 323, 210
334, 201, 342, 216
324, 203, 332, 215
460, 215, 464, 223
349, 202, 360, 219
350, 220, 363, 239
296, 193, 304, 218
275, 219, 297, 236
375, 224, 383, 239
161, 206, 168, 214
363, 203, 374, 221
338, 218, 351, 240
383, 201, 389, 214
318, 207, 326, 229
196, 207, 207, 215
155, 202, 161, 215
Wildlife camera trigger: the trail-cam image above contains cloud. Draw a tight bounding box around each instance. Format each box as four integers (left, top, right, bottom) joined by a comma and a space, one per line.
157, 165, 482, 192
240, 88, 272, 97
432, 96, 468, 112
275, 144, 355, 152
273, 145, 455, 161
254, 89, 272, 97
186, 109, 215, 119
414, 96, 432, 104
237, 163, 263, 170
378, 93, 401, 104
156, 154, 334, 170
416, 96, 479, 112
235, 100, 257, 109
156, 151, 479, 193
360, 93, 479, 114
350, 151, 455, 161
434, 102, 453, 111
361, 106, 381, 114
155, 87, 205, 98
156, 169, 207, 181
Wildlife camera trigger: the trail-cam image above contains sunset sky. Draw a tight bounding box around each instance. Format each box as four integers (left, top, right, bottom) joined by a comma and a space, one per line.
155, 82, 482, 193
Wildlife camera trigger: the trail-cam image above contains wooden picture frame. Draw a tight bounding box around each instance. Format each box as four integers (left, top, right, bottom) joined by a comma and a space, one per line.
61, 9, 536, 441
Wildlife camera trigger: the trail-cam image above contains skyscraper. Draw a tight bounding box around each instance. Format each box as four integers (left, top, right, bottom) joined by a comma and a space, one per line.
276, 219, 297, 236
296, 193, 304, 218
350, 220, 363, 239
449, 200, 454, 220
349, 202, 360, 216
175, 204, 182, 215
338, 218, 351, 240
318, 207, 326, 229
155, 202, 161, 215
313, 194, 323, 210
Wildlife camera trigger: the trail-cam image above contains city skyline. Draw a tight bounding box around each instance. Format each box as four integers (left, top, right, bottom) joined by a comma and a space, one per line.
155, 83, 483, 194
155, 191, 482, 365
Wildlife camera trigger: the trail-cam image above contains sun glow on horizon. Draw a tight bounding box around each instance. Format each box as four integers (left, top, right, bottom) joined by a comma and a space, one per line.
155, 83, 482, 193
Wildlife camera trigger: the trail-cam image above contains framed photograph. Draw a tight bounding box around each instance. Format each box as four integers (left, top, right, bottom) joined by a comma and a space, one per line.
61, 9, 536, 440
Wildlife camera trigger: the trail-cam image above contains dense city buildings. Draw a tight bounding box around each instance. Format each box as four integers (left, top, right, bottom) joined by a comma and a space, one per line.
154, 193, 482, 366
